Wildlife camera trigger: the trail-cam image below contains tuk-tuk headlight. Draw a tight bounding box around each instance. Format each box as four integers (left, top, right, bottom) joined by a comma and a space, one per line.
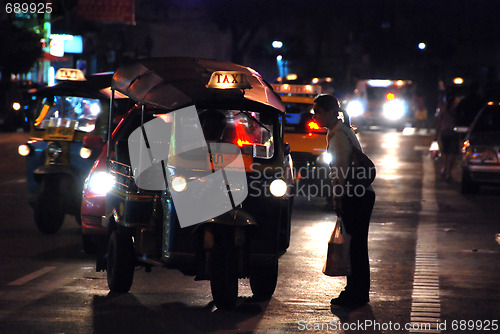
88, 171, 115, 195
171, 176, 187, 192
47, 142, 62, 159
270, 179, 287, 197
18, 144, 31, 157
80, 147, 92, 159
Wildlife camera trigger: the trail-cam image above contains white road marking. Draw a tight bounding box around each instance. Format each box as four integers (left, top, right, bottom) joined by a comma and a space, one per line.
8, 266, 56, 286
0, 178, 26, 186
409, 155, 442, 333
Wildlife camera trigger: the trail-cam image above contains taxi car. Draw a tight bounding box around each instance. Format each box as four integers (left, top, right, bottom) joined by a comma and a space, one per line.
461, 101, 500, 193
273, 83, 348, 200
81, 57, 294, 309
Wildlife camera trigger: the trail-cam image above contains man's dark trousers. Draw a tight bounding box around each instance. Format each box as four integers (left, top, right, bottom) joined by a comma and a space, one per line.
341, 189, 376, 298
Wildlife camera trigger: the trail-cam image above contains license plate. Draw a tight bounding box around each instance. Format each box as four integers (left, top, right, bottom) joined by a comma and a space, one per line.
44, 126, 75, 141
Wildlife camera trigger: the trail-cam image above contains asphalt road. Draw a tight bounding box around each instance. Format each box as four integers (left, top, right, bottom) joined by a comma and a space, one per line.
0, 130, 499, 334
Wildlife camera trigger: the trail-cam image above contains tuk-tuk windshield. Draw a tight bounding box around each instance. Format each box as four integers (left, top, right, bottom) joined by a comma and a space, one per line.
34, 95, 103, 132
151, 108, 275, 159
197, 109, 274, 159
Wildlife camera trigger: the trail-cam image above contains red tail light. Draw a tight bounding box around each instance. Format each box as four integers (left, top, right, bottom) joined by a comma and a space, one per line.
236, 139, 253, 147
307, 121, 320, 131
235, 119, 253, 147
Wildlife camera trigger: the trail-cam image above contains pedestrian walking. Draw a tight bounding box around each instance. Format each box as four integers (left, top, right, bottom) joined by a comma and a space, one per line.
312, 94, 376, 309
436, 91, 460, 181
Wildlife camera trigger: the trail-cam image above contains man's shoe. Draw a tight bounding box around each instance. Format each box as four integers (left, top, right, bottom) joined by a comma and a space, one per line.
330, 292, 369, 309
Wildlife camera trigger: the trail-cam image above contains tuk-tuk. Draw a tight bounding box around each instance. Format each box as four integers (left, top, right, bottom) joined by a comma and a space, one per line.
18, 68, 127, 234
81, 57, 294, 309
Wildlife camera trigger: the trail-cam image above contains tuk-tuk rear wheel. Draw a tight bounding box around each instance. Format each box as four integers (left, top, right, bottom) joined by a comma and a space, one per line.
209, 228, 238, 309
34, 177, 65, 234
107, 230, 135, 293
250, 259, 279, 300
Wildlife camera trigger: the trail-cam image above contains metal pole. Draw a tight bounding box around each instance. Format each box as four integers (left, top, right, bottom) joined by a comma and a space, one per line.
106, 89, 115, 163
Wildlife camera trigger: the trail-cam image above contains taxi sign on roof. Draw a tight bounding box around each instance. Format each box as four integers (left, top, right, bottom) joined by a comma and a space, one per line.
206, 71, 251, 90
272, 84, 322, 95
55, 68, 86, 81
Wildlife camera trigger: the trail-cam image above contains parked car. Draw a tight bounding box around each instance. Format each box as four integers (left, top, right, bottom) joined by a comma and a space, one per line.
461, 101, 500, 193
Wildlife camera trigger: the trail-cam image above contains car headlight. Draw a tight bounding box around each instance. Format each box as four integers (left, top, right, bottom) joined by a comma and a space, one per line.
88, 171, 115, 195
346, 100, 364, 118
47, 142, 62, 160
318, 152, 333, 165
270, 179, 288, 197
171, 176, 187, 192
383, 99, 406, 120
18, 144, 31, 156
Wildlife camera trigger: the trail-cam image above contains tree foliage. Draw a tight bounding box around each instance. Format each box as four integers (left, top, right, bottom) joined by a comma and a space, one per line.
0, 21, 43, 77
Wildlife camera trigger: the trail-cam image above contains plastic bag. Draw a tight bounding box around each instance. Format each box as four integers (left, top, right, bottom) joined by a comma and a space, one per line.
429, 140, 440, 160
322, 218, 351, 276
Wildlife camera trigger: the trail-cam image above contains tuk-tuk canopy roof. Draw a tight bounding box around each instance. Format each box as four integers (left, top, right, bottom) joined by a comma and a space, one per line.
32, 72, 115, 100
111, 57, 285, 113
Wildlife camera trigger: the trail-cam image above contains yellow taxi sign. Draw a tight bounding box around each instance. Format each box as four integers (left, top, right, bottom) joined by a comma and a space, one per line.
206, 71, 251, 89
55, 68, 86, 81
272, 84, 322, 95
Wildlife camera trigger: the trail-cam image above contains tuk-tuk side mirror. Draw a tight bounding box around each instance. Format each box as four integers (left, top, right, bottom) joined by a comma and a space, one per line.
283, 143, 291, 156
83, 135, 105, 152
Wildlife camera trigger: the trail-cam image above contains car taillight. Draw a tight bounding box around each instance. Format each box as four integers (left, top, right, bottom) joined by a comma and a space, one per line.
468, 147, 499, 164
306, 120, 320, 131
306, 121, 322, 132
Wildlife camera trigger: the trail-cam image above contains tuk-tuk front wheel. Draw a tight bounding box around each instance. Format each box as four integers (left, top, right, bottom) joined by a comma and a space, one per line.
250, 259, 279, 300
209, 228, 238, 310
107, 230, 135, 293
34, 176, 65, 234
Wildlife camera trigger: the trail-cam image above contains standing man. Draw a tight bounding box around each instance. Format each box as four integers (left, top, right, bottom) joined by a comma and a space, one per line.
313, 94, 376, 309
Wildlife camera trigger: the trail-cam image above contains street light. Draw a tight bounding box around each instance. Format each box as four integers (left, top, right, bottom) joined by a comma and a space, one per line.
418, 42, 426, 50
272, 41, 283, 49
273, 41, 286, 79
